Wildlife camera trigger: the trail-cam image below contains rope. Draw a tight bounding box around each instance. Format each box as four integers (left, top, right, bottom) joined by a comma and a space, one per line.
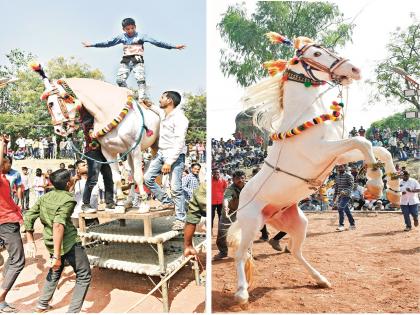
68, 100, 146, 165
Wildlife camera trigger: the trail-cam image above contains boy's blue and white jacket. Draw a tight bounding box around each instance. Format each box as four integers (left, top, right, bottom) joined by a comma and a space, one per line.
92, 32, 176, 56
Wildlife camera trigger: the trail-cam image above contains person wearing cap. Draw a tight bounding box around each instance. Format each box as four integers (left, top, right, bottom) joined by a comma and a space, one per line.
400, 170, 420, 231
82, 17, 186, 99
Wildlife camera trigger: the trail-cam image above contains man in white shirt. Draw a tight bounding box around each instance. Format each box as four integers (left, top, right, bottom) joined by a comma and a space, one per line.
144, 91, 189, 230
400, 171, 419, 231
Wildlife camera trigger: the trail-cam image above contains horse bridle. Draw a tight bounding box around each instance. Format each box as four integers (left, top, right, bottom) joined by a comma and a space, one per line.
297, 43, 349, 84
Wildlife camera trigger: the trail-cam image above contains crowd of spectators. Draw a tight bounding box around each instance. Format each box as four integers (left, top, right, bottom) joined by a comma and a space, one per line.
211, 135, 267, 183
10, 134, 78, 160
349, 126, 419, 161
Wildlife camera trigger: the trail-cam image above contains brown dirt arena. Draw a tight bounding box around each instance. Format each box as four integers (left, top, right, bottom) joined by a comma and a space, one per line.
212, 211, 420, 313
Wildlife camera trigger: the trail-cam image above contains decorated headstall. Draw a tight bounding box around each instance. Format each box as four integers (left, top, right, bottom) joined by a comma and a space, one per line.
29, 62, 79, 136
264, 32, 348, 84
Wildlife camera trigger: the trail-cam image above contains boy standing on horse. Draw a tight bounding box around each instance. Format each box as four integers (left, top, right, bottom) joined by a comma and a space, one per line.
144, 91, 188, 230
82, 18, 186, 99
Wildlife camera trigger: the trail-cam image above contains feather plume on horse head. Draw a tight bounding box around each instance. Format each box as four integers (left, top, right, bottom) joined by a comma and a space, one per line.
29, 61, 48, 80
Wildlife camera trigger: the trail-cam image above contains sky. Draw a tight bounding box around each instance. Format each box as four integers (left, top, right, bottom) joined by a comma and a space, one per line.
0, 0, 206, 103
207, 0, 420, 139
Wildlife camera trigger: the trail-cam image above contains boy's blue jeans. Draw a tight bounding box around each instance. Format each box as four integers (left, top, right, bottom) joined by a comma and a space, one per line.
144, 152, 186, 221
116, 60, 146, 99
338, 196, 355, 226
401, 204, 419, 228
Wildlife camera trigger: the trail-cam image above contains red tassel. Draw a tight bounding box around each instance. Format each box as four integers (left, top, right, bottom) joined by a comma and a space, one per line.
146, 129, 153, 137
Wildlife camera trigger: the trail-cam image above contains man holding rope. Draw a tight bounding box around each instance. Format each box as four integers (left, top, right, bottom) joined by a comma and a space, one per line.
213, 170, 246, 260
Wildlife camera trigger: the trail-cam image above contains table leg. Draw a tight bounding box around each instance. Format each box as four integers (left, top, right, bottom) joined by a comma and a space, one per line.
157, 242, 168, 312
144, 217, 152, 237
79, 216, 87, 246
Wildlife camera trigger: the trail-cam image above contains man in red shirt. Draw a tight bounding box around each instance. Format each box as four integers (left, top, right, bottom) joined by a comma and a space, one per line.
0, 136, 25, 312
211, 168, 227, 232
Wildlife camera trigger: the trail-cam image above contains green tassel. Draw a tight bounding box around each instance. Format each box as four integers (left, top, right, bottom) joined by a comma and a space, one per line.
304, 81, 312, 87
339, 102, 344, 107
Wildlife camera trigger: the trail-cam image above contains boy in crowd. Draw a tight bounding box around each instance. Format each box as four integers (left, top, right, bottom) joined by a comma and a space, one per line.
24, 169, 91, 313
83, 17, 185, 99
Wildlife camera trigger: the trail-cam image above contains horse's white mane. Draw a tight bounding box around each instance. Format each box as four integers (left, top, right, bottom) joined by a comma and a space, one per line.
242, 75, 284, 132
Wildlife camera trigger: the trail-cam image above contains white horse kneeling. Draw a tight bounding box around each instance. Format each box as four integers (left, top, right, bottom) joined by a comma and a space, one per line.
228, 34, 401, 304
31, 63, 160, 208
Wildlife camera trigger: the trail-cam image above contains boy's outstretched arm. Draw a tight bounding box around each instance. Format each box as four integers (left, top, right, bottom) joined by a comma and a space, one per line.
142, 34, 186, 50
82, 35, 123, 48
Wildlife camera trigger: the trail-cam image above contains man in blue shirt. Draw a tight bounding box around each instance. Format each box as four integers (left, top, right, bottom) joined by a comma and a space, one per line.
82, 17, 186, 99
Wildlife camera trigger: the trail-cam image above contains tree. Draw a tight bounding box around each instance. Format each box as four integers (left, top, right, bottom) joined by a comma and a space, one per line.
183, 92, 206, 143
366, 108, 419, 138
0, 50, 104, 141
370, 14, 419, 111
218, 2, 355, 87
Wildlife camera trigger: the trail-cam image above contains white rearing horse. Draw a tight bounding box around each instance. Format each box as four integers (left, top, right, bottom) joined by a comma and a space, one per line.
228, 34, 401, 304
30, 62, 160, 206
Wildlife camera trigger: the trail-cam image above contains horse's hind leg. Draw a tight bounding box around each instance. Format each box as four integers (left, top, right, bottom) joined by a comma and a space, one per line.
234, 201, 266, 304
288, 205, 331, 288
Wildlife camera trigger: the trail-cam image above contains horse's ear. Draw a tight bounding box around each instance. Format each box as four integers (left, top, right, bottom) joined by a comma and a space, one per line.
263, 59, 288, 76
294, 36, 314, 50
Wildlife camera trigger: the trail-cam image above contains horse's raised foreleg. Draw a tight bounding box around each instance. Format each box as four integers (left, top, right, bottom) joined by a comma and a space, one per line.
336, 147, 401, 205
231, 200, 266, 305
316, 137, 383, 199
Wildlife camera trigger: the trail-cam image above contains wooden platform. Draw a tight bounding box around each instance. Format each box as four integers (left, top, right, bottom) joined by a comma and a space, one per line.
79, 208, 175, 237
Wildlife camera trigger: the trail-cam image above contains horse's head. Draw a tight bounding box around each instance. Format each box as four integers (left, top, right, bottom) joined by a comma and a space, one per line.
30, 62, 79, 137
41, 80, 80, 137
265, 33, 361, 86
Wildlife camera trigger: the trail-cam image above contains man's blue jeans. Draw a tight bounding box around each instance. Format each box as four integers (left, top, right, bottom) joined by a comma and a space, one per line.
338, 196, 355, 226
401, 204, 419, 228
144, 152, 186, 221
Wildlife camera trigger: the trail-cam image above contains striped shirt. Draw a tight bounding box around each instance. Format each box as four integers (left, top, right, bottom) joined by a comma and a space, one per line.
182, 173, 200, 201
333, 172, 354, 198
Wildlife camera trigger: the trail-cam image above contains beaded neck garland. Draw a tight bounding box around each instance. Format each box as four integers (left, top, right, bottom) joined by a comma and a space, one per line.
270, 100, 344, 141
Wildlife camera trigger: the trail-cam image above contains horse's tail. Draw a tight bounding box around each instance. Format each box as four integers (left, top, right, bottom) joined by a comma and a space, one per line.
227, 220, 255, 287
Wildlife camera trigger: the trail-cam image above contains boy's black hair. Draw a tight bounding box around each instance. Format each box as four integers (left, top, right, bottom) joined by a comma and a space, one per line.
163, 91, 181, 107
22, 166, 28, 171
191, 163, 201, 169
122, 18, 136, 28
74, 160, 85, 169
50, 169, 71, 190
233, 170, 246, 178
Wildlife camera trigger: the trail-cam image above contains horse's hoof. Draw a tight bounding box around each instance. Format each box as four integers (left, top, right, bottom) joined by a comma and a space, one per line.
234, 292, 249, 305
317, 278, 331, 288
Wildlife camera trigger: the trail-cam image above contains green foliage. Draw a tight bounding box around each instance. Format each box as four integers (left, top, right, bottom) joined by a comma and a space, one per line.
218, 1, 354, 87
183, 92, 206, 143
366, 108, 420, 137
0, 49, 104, 140
370, 14, 419, 110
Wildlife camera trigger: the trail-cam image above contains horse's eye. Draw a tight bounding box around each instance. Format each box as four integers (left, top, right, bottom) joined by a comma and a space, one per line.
314, 51, 322, 57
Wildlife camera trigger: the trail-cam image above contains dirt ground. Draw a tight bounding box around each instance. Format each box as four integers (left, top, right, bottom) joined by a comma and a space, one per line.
212, 211, 420, 313
2, 159, 206, 313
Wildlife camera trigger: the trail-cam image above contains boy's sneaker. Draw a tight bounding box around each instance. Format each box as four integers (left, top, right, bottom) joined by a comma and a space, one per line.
404, 226, 412, 232
414, 218, 419, 227
81, 204, 96, 213
212, 252, 228, 261
34, 305, 53, 313
349, 225, 356, 230
336, 226, 345, 232
106, 203, 116, 210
